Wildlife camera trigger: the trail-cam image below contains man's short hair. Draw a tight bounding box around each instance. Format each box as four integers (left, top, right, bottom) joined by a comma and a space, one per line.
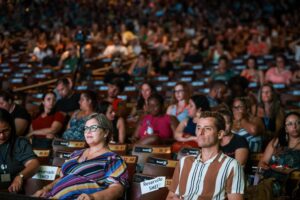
209, 80, 226, 90
57, 78, 70, 87
200, 111, 225, 131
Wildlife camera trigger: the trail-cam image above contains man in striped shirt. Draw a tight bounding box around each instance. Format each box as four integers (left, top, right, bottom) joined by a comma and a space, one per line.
167, 111, 245, 200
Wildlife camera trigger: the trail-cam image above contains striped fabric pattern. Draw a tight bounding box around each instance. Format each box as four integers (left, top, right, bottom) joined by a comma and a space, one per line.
235, 128, 262, 153
46, 149, 128, 199
170, 152, 245, 200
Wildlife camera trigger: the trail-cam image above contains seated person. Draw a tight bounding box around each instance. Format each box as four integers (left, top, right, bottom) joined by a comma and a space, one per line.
62, 91, 98, 140
167, 111, 245, 200
209, 56, 236, 83
127, 53, 151, 77
132, 94, 179, 145
34, 113, 128, 199
172, 95, 210, 153
98, 101, 125, 144
152, 51, 174, 77
219, 109, 249, 168
27, 91, 65, 139
0, 108, 39, 193
258, 112, 300, 197
232, 97, 265, 153
166, 82, 191, 122
0, 90, 31, 136
240, 56, 264, 86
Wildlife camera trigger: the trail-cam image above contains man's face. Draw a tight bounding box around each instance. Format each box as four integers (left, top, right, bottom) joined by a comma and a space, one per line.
56, 83, 70, 98
107, 84, 120, 98
196, 117, 223, 148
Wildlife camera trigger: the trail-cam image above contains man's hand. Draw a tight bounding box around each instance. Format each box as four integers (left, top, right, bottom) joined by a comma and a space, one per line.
8, 176, 23, 193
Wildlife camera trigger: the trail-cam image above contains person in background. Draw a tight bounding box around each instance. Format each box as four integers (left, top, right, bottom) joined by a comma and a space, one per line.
166, 82, 191, 122
219, 109, 249, 168
27, 91, 65, 139
98, 101, 126, 144
0, 108, 39, 193
105, 78, 125, 113
55, 78, 80, 117
172, 95, 210, 153
209, 56, 236, 83
34, 113, 128, 199
232, 97, 265, 153
167, 111, 244, 200
62, 91, 98, 140
127, 53, 152, 77
265, 54, 292, 86
257, 83, 285, 144
132, 94, 178, 145
258, 112, 300, 197
240, 56, 264, 86
206, 80, 228, 109
0, 90, 31, 136
58, 42, 78, 72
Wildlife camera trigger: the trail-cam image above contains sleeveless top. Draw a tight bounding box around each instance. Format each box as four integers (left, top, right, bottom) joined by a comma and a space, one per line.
234, 128, 262, 153
183, 117, 196, 136
62, 111, 89, 140
169, 105, 189, 122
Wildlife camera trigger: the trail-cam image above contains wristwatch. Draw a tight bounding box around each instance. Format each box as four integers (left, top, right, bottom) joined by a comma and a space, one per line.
18, 173, 24, 181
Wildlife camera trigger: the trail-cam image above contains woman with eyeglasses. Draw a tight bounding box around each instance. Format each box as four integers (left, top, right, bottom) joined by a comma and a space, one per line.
258, 112, 300, 197
62, 90, 98, 140
0, 108, 39, 193
34, 113, 128, 200
265, 54, 292, 86
166, 82, 191, 122
232, 97, 265, 153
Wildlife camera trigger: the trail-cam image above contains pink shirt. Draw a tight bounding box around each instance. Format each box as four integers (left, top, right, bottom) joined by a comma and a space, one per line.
265, 67, 292, 84
139, 114, 173, 139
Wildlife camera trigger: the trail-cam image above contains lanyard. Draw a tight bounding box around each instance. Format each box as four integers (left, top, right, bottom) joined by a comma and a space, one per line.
0, 143, 9, 173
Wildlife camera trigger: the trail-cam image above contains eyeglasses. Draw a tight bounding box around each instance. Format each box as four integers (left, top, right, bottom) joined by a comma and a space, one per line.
0, 128, 10, 135
285, 121, 300, 127
83, 125, 103, 133
173, 90, 184, 94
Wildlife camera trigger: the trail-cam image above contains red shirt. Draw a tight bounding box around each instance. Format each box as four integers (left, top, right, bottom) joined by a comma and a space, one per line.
32, 112, 65, 130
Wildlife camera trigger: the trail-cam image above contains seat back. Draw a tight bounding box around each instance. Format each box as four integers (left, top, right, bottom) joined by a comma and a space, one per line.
52, 138, 86, 153
24, 165, 60, 196
129, 173, 172, 200
108, 143, 128, 155
132, 145, 171, 172
52, 151, 73, 167
143, 157, 177, 178
121, 155, 138, 183
177, 147, 200, 160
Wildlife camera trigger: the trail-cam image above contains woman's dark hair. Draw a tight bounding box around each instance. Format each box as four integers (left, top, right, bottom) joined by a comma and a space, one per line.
37, 91, 57, 117
275, 54, 287, 65
218, 109, 234, 124
190, 95, 210, 111
246, 56, 257, 69
172, 82, 192, 105
258, 83, 281, 119
148, 93, 164, 110
137, 82, 157, 110
277, 112, 300, 147
82, 90, 99, 112
0, 90, 14, 103
0, 108, 17, 156
98, 101, 111, 115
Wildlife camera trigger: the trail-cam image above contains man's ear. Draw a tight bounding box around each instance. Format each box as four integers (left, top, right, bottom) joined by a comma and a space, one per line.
218, 130, 225, 140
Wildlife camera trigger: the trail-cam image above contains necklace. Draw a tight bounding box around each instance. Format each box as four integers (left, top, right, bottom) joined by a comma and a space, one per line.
289, 140, 300, 150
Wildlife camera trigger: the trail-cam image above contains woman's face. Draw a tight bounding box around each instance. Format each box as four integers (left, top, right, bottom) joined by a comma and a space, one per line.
148, 98, 162, 116
232, 99, 246, 120
247, 59, 256, 69
43, 93, 56, 111
285, 114, 300, 138
84, 118, 107, 146
141, 84, 152, 100
261, 86, 273, 103
0, 97, 11, 111
79, 94, 91, 110
222, 115, 232, 136
174, 84, 185, 102
106, 105, 115, 121
276, 56, 285, 69
0, 121, 10, 144
187, 99, 197, 117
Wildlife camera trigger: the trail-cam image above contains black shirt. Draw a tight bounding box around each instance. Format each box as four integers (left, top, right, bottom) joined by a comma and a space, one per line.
55, 93, 80, 114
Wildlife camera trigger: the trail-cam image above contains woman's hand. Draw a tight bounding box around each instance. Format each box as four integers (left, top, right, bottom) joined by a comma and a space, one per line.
8, 176, 23, 193
33, 188, 49, 198
77, 193, 95, 200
